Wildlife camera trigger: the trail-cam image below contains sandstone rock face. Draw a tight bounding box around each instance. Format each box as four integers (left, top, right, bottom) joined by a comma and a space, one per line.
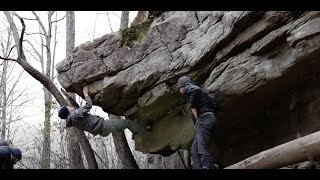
57, 11, 320, 166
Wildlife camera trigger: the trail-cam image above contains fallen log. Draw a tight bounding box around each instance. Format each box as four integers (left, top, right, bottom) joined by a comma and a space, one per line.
225, 131, 320, 169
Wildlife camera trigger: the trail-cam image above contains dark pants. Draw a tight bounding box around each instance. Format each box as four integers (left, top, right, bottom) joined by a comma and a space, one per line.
100, 119, 145, 137
191, 114, 216, 169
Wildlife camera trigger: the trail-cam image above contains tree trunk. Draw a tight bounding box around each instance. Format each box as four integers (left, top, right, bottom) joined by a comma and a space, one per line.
76, 130, 98, 169
66, 11, 75, 54
0, 61, 7, 141
40, 89, 52, 169
59, 120, 67, 169
40, 12, 54, 169
65, 11, 84, 169
66, 128, 84, 169
177, 150, 188, 169
99, 137, 109, 168
185, 149, 192, 169
131, 11, 149, 26
120, 11, 129, 30
109, 114, 139, 169
226, 130, 320, 169
66, 11, 98, 169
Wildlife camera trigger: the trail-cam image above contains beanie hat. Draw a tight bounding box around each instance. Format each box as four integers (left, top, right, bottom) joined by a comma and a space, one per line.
11, 147, 22, 160
58, 106, 70, 119
177, 76, 192, 88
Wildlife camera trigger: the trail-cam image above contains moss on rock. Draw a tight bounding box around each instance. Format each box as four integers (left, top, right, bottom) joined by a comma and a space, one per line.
121, 19, 153, 47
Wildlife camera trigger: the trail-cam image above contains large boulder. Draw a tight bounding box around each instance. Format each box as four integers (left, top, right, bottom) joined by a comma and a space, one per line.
57, 11, 320, 166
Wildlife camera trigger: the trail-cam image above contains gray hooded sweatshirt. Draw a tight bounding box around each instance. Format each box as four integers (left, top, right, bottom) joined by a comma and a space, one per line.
65, 96, 145, 136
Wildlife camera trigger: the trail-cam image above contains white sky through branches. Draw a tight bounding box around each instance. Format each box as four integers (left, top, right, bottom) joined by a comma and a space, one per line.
0, 11, 137, 145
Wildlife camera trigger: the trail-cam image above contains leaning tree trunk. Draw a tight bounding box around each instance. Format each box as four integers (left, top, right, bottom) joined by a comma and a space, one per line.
66, 11, 98, 169
109, 114, 139, 169
226, 130, 320, 169
3, 11, 97, 169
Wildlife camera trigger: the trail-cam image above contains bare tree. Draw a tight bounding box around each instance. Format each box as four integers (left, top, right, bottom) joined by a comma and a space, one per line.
0, 50, 8, 141
0, 28, 29, 142
65, 11, 85, 169
66, 11, 98, 169
14, 11, 67, 169
28, 11, 55, 169
1, 11, 96, 169
0, 27, 14, 141
109, 114, 139, 169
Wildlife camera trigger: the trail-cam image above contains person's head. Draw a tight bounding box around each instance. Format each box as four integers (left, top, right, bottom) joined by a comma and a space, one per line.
10, 147, 21, 164
177, 76, 192, 95
58, 106, 74, 119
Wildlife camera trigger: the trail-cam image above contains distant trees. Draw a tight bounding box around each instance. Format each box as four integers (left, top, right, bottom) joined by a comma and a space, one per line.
0, 27, 29, 143
1, 11, 96, 169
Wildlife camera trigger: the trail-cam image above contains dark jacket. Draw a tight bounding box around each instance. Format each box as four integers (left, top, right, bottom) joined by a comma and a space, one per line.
184, 82, 217, 116
65, 96, 105, 136
0, 140, 11, 147
0, 146, 13, 169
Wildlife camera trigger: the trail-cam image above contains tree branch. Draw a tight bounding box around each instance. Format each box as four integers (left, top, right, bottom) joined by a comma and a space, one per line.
25, 32, 45, 36
39, 26, 45, 73
23, 47, 41, 63
50, 14, 66, 24
32, 11, 48, 38
48, 11, 54, 19
11, 12, 37, 21
5, 28, 13, 56
25, 40, 42, 62
6, 16, 67, 107
3, 11, 20, 49
0, 56, 17, 62
7, 45, 16, 58
5, 69, 24, 103
105, 11, 121, 19
51, 12, 58, 80
106, 12, 114, 32
18, 17, 25, 60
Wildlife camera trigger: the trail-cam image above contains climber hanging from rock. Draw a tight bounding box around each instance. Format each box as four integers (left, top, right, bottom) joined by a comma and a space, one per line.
177, 75, 219, 169
58, 85, 149, 137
